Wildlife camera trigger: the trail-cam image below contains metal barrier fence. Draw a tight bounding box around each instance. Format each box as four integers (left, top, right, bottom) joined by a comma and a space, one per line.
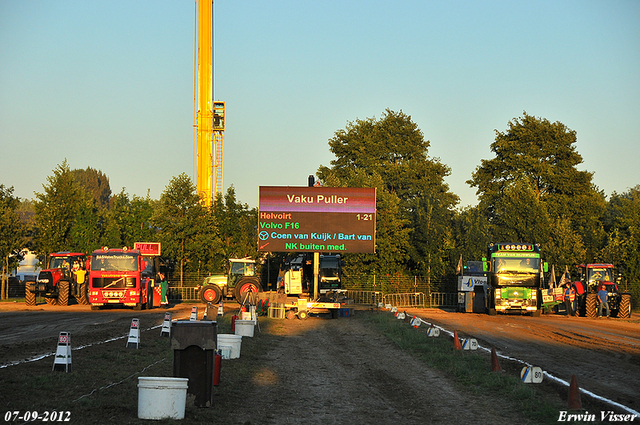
168, 286, 458, 307
428, 292, 458, 308
382, 292, 427, 307
346, 290, 457, 308
167, 286, 200, 301
345, 290, 384, 306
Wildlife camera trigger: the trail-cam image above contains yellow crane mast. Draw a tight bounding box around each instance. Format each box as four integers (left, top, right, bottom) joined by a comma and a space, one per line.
194, 0, 224, 206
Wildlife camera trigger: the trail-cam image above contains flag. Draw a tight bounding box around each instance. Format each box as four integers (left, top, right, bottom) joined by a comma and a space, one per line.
548, 265, 557, 288
559, 265, 570, 286
456, 254, 463, 275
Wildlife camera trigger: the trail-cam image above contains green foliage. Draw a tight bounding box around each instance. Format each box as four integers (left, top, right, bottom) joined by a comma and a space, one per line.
34, 160, 83, 260
0, 184, 23, 299
601, 186, 640, 305
101, 190, 155, 249
467, 112, 605, 266
318, 109, 458, 277
211, 186, 258, 272
71, 167, 111, 208
152, 173, 213, 284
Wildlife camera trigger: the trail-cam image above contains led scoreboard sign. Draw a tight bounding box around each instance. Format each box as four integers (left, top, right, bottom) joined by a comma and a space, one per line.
258, 186, 376, 253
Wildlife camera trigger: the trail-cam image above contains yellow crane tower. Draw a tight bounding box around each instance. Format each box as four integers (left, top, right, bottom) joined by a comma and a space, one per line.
194, 0, 224, 207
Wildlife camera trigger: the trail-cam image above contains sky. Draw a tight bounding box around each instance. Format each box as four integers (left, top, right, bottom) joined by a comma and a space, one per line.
1, 0, 639, 209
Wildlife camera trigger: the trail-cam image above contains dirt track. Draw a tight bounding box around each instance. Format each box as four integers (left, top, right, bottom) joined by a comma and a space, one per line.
0, 301, 639, 423
405, 307, 640, 414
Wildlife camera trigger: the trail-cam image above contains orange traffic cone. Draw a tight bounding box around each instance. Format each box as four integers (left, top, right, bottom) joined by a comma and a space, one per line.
453, 330, 462, 350
491, 348, 502, 372
568, 374, 582, 410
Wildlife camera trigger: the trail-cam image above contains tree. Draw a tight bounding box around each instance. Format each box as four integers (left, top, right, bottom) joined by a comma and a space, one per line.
602, 186, 640, 303
0, 185, 22, 299
102, 190, 155, 249
318, 109, 458, 278
34, 160, 82, 263
468, 112, 605, 260
71, 167, 111, 208
152, 173, 209, 285
211, 187, 256, 273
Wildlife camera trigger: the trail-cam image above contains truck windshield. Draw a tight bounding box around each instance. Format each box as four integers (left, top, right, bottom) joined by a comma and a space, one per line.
50, 257, 71, 270
492, 257, 539, 274
91, 253, 138, 271
587, 268, 612, 283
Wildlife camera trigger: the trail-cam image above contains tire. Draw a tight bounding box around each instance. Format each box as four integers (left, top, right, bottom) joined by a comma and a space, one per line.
585, 293, 597, 318
298, 310, 308, 320
25, 287, 36, 306
77, 283, 89, 305
58, 281, 69, 306
200, 285, 222, 304
235, 278, 262, 304
286, 309, 296, 320
45, 297, 58, 306
618, 294, 632, 319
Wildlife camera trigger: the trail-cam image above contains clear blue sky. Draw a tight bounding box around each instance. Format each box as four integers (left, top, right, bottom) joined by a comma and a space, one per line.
1, 0, 639, 209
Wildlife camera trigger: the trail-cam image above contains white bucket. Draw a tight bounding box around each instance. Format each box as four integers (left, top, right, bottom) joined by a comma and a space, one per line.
217, 334, 242, 359
137, 377, 188, 420
234, 319, 255, 337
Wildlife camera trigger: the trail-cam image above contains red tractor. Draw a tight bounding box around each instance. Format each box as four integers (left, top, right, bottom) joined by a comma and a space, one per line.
573, 263, 632, 319
26, 252, 88, 306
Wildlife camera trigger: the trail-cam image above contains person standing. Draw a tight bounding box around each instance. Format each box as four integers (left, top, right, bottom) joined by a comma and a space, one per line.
598, 283, 610, 318
564, 283, 576, 316
158, 272, 168, 306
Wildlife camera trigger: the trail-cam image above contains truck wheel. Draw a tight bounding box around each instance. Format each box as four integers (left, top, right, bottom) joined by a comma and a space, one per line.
235, 278, 262, 304
77, 283, 89, 305
200, 285, 222, 304
25, 288, 36, 306
58, 281, 70, 306
618, 294, 631, 319
585, 293, 597, 318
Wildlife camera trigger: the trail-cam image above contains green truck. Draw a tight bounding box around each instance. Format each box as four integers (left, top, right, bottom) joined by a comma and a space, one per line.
484, 243, 548, 316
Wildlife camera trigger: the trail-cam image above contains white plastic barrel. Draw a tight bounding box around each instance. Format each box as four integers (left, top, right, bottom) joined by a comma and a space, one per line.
234, 319, 255, 337
137, 377, 188, 420
217, 334, 242, 359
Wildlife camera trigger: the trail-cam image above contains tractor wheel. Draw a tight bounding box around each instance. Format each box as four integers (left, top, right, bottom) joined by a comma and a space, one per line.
285, 309, 296, 320
58, 281, 70, 306
77, 283, 89, 305
200, 285, 222, 304
25, 287, 36, 306
298, 310, 308, 320
45, 297, 58, 306
585, 293, 597, 318
235, 278, 262, 304
618, 294, 632, 319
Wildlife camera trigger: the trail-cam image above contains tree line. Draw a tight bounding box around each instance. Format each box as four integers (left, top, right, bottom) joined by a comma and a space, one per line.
1, 111, 638, 305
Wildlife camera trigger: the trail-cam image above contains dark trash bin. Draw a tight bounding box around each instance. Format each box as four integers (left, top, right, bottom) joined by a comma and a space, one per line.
171, 320, 217, 407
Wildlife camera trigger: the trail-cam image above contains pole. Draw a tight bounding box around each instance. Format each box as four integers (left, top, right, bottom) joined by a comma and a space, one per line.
313, 252, 319, 300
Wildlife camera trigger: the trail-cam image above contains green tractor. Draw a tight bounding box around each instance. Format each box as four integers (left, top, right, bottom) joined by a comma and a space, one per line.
198, 258, 263, 304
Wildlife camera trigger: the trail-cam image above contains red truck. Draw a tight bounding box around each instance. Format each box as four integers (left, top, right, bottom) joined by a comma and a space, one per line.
88, 243, 161, 310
